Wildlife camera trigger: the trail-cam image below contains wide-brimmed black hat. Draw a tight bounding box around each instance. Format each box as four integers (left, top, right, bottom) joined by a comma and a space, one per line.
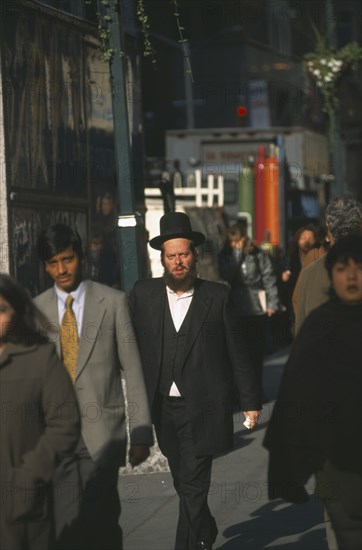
149, 212, 205, 250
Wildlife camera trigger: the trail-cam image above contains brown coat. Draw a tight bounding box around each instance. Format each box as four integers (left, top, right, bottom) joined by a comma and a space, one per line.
294, 255, 330, 334
0, 342, 80, 550
292, 246, 328, 313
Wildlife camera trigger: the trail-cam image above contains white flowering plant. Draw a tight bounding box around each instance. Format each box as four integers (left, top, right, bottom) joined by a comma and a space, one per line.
304, 40, 362, 113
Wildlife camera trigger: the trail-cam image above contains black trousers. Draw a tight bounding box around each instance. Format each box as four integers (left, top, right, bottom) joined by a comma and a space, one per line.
324, 499, 362, 550
316, 465, 362, 550
154, 395, 218, 550
54, 439, 123, 550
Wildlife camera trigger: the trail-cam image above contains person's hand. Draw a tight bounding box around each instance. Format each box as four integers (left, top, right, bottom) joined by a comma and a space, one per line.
242, 410, 260, 430
266, 308, 276, 317
128, 444, 150, 468
281, 270, 291, 282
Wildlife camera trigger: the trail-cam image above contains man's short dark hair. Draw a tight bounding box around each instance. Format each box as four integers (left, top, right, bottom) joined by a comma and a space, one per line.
227, 221, 246, 239
37, 224, 84, 263
325, 233, 362, 280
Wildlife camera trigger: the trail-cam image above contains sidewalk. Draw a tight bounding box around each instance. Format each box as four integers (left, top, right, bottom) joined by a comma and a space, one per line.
119, 347, 329, 550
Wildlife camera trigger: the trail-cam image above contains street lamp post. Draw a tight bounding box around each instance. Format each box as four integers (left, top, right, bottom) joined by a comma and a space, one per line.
325, 0, 345, 195
149, 31, 195, 129
106, 0, 142, 293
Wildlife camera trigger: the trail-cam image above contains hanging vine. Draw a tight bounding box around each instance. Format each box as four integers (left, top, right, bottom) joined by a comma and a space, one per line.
83, 0, 113, 60
136, 0, 156, 64
84, 0, 156, 63
84, 0, 193, 76
172, 0, 193, 82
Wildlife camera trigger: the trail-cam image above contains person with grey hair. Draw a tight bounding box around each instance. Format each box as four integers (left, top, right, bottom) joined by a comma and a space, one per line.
325, 195, 362, 240
294, 194, 362, 333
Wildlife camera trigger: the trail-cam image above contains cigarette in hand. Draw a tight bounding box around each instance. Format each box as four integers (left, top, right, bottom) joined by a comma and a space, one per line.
243, 417, 252, 429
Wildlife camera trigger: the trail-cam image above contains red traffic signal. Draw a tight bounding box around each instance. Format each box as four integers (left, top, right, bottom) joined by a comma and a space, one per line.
237, 106, 248, 117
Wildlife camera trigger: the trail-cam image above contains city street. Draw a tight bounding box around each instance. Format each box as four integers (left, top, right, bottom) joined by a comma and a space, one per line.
120, 346, 329, 550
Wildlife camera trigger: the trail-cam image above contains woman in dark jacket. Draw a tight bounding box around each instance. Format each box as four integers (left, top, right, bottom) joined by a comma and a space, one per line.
0, 274, 80, 550
218, 222, 280, 402
264, 234, 362, 550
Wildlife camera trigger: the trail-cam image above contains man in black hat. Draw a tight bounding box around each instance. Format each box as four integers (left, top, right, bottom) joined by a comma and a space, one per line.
129, 212, 261, 550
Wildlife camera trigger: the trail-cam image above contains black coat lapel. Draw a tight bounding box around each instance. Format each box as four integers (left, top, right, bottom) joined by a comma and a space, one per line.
183, 279, 212, 364
149, 280, 166, 367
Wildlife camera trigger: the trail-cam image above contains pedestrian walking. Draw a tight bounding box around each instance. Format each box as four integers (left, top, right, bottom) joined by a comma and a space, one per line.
218, 221, 280, 402
129, 212, 261, 550
280, 225, 318, 323
35, 224, 153, 550
294, 195, 362, 333
264, 234, 362, 550
0, 273, 80, 550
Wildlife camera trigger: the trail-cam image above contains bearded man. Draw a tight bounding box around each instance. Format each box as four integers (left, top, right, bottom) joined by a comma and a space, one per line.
129, 212, 261, 550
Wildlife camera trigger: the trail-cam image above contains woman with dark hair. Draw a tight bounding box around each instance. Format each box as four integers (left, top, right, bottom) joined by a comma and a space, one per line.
282, 225, 318, 283
264, 234, 362, 550
281, 225, 318, 321
0, 274, 80, 550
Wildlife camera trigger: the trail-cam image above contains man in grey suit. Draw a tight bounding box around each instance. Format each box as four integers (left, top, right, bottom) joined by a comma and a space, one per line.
129, 212, 261, 550
35, 223, 153, 550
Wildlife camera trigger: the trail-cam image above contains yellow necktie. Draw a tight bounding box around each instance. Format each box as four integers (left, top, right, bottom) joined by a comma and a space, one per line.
60, 295, 79, 382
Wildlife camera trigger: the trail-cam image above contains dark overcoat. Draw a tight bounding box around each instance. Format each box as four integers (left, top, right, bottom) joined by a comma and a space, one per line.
263, 299, 362, 507
129, 277, 260, 457
0, 342, 80, 550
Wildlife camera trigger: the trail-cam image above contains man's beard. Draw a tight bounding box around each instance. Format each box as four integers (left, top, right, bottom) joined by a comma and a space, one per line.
301, 242, 314, 254
163, 259, 198, 292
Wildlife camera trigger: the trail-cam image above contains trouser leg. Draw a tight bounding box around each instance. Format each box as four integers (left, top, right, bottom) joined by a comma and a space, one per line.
316, 466, 362, 550
55, 439, 123, 550
324, 499, 362, 550
324, 507, 338, 550
154, 396, 217, 550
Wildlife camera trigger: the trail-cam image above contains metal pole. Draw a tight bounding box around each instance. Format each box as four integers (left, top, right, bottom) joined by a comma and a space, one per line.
182, 41, 194, 129
328, 106, 344, 195
0, 45, 10, 273
325, 0, 344, 195
149, 31, 194, 130
325, 0, 336, 50
107, 0, 141, 292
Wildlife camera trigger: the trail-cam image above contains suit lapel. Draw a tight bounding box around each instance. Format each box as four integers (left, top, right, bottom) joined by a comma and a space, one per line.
76, 281, 106, 380
183, 280, 212, 364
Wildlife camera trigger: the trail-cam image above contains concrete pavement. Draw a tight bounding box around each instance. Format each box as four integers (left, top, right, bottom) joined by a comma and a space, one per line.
119, 347, 329, 550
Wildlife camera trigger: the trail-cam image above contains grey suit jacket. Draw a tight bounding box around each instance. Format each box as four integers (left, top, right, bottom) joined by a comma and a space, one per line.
34, 280, 152, 467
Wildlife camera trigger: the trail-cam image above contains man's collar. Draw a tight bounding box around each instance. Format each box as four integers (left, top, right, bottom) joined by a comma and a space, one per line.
55, 280, 86, 304
166, 286, 194, 298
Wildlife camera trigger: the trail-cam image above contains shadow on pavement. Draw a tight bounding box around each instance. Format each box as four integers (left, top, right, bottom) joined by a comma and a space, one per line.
217, 499, 328, 550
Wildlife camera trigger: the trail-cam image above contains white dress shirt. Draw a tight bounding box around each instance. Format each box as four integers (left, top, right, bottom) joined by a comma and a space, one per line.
55, 281, 87, 338
166, 286, 194, 397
